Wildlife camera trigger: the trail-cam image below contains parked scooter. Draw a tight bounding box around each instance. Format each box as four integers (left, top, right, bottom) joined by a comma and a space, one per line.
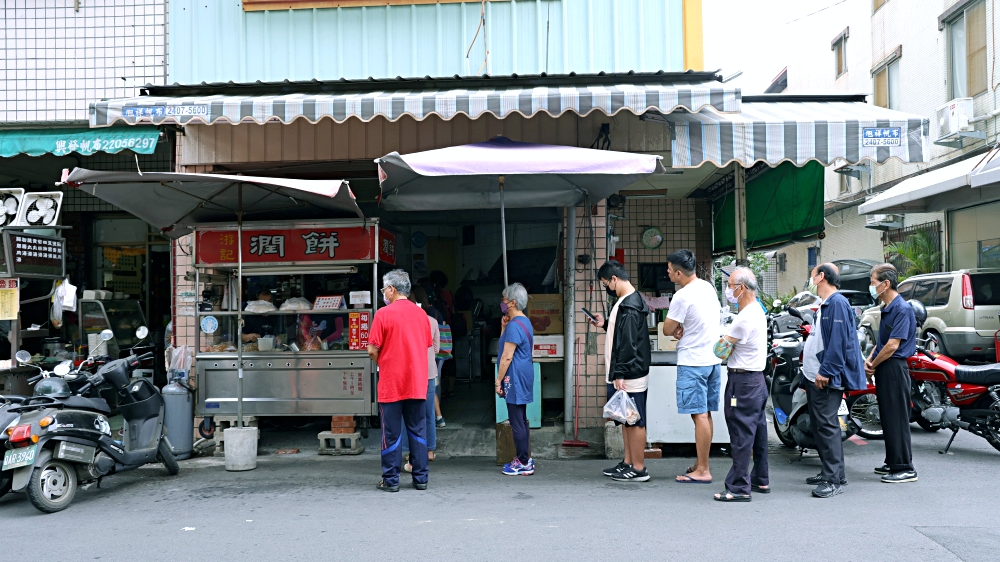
904, 300, 1000, 454
769, 306, 881, 452
2, 327, 179, 513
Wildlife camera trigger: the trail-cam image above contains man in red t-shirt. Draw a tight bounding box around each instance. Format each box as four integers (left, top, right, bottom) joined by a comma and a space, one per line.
368, 269, 432, 492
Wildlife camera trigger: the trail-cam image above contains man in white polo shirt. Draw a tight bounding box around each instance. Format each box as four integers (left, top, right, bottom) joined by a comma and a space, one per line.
660, 249, 722, 485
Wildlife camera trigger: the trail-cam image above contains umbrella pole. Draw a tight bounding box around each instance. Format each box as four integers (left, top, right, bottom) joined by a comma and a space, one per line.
499, 175, 508, 287
237, 184, 244, 428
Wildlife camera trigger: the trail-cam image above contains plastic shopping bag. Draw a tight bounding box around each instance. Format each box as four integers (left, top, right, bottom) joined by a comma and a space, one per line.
603, 389, 641, 425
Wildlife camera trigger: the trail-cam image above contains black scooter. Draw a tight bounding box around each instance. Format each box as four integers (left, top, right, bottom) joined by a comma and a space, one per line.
2, 328, 178, 513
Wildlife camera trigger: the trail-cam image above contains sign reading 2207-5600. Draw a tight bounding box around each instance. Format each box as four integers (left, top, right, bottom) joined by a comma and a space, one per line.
862, 127, 902, 147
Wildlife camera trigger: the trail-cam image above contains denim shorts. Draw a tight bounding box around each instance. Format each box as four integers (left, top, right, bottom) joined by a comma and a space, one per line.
676, 364, 722, 415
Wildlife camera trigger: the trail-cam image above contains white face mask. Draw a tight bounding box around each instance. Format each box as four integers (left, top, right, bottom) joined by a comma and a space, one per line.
725, 286, 740, 304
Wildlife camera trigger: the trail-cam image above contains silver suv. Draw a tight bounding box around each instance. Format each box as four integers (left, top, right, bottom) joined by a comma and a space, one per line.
858, 269, 1000, 361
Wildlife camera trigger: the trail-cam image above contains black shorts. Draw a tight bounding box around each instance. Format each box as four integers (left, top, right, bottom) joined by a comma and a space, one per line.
607, 383, 648, 428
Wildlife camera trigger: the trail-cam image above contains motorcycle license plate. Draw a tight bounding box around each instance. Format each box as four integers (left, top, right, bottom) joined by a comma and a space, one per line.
838, 400, 849, 416
2, 444, 37, 471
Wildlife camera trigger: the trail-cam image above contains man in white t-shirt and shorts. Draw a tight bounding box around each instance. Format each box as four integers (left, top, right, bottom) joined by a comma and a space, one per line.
588, 260, 652, 482
711, 267, 769, 502
660, 249, 721, 485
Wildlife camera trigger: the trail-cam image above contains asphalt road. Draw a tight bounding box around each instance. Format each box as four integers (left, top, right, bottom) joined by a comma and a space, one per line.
2, 425, 998, 562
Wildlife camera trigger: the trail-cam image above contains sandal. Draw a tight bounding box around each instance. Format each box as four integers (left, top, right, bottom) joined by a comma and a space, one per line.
751, 485, 771, 494
713, 491, 751, 502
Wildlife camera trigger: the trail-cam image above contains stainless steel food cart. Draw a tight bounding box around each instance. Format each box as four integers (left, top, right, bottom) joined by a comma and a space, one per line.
192, 218, 395, 418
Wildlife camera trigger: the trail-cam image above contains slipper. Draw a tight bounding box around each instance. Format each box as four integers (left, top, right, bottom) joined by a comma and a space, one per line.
685, 466, 696, 474
714, 491, 751, 502
751, 485, 771, 494
676, 474, 713, 484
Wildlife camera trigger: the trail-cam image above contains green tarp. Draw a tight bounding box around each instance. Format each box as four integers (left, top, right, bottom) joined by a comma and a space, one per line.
713, 161, 825, 253
0, 127, 159, 157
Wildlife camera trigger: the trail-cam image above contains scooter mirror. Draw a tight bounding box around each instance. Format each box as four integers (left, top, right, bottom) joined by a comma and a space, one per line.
135, 326, 149, 340
53, 361, 72, 376
100, 329, 115, 341
14, 350, 31, 364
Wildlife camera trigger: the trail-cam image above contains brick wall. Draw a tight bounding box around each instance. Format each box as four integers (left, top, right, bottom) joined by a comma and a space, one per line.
571, 197, 714, 428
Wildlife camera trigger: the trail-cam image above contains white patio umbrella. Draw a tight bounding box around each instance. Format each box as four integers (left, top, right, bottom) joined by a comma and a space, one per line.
62, 168, 363, 428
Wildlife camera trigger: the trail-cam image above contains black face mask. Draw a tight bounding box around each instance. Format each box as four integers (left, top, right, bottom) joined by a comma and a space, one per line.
604, 280, 616, 297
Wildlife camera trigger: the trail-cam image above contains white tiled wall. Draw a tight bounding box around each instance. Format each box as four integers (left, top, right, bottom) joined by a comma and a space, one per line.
1, 0, 168, 122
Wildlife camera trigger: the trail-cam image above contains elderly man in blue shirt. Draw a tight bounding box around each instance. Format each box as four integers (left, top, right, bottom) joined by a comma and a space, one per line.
801, 263, 868, 498
865, 263, 918, 484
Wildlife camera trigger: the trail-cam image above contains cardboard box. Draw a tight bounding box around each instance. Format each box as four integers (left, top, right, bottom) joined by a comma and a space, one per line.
525, 294, 563, 335
532, 335, 564, 358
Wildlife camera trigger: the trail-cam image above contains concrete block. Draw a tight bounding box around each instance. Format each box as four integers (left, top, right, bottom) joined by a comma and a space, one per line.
213, 416, 258, 457
224, 427, 258, 471
317, 431, 365, 456
604, 421, 624, 460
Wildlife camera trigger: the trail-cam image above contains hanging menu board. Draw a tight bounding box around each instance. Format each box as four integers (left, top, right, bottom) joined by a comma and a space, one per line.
4, 232, 66, 279
348, 311, 371, 350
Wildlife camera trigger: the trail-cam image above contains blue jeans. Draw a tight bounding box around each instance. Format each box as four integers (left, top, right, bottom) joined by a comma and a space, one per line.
404, 378, 437, 452
380, 399, 427, 487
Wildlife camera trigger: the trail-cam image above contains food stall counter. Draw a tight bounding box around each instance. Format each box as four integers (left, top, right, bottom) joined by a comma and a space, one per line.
645, 350, 731, 444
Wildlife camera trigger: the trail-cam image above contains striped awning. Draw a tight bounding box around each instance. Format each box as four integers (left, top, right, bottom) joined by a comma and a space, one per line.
667, 97, 930, 168
89, 81, 740, 127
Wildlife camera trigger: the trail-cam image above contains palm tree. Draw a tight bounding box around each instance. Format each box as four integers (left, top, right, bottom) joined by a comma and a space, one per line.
884, 229, 941, 278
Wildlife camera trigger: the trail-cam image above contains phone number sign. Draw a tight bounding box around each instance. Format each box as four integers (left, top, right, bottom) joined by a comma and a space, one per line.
862, 127, 902, 147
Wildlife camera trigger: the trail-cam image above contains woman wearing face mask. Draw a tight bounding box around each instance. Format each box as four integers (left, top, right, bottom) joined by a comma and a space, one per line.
495, 282, 536, 476
711, 267, 769, 501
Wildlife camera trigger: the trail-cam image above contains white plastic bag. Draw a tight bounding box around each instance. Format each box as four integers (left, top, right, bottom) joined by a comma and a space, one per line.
603, 389, 641, 425
245, 299, 276, 313
279, 297, 313, 311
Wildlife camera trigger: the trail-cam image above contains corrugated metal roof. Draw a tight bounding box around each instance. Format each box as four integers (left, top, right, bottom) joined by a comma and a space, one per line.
142, 70, 723, 96
169, 0, 686, 84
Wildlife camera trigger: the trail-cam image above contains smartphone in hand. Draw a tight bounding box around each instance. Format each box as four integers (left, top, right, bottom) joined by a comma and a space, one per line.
581, 307, 598, 323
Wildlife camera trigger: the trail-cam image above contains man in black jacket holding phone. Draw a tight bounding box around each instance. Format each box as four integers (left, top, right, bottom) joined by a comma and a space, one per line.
588, 260, 652, 482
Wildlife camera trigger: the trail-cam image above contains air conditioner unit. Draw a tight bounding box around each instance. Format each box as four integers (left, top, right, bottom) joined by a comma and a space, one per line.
934, 98, 974, 143
865, 213, 904, 230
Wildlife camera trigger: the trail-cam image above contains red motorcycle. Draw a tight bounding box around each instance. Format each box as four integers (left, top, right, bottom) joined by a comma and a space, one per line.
906, 301, 1000, 454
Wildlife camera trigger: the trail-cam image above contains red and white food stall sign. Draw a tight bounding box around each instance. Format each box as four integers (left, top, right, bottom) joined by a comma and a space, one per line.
196, 226, 395, 266
348, 311, 370, 351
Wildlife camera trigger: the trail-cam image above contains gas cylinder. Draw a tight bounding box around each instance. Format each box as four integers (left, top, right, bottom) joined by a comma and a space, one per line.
162, 379, 193, 460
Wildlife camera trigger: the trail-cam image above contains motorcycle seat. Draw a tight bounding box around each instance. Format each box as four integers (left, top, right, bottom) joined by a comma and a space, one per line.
61, 395, 112, 415
954, 364, 1000, 386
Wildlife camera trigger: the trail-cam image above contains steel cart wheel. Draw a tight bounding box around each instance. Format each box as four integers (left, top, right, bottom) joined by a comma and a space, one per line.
26, 459, 78, 513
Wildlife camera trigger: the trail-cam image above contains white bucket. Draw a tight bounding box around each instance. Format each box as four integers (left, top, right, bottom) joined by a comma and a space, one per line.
223, 427, 258, 471
257, 337, 274, 352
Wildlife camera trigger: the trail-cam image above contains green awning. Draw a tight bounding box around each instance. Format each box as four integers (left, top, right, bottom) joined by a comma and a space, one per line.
0, 127, 159, 157
713, 161, 825, 253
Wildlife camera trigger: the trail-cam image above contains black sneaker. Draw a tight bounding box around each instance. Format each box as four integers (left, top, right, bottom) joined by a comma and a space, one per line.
881, 471, 917, 483
873, 464, 892, 475
811, 482, 843, 498
806, 473, 848, 486
376, 479, 399, 493
412, 481, 428, 490
611, 465, 650, 482
603, 461, 628, 477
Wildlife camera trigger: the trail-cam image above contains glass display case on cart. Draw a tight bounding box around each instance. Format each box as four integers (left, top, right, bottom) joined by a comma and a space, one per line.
191, 219, 396, 418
